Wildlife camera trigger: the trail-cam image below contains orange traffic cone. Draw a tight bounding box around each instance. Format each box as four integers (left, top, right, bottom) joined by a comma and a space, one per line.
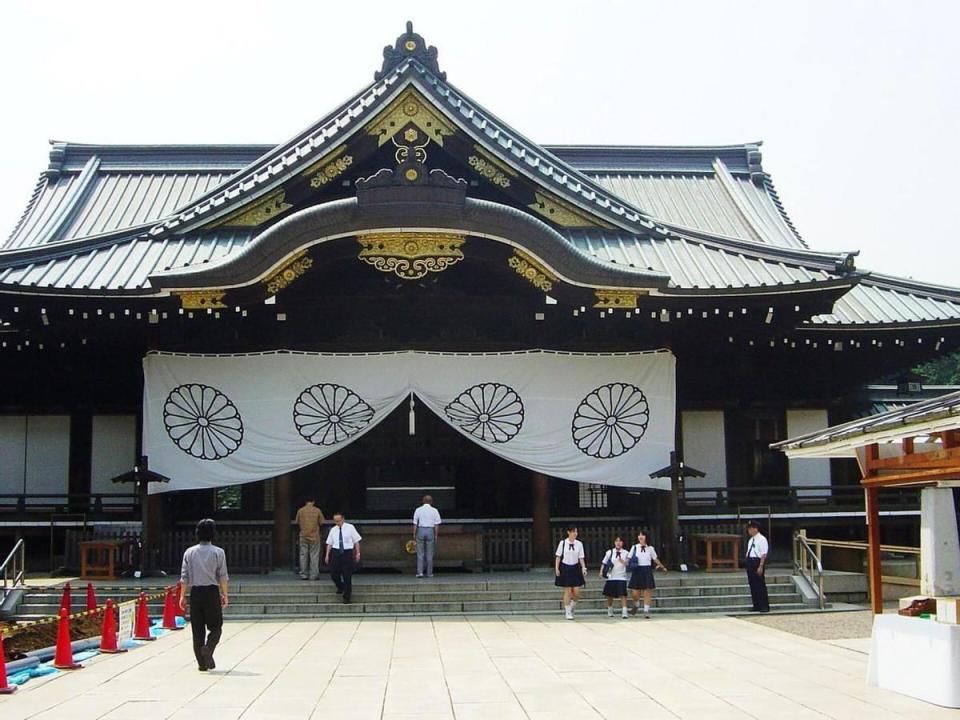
53, 608, 82, 669
85, 582, 97, 612
59, 581, 72, 613
99, 599, 126, 654
0, 629, 17, 694
175, 581, 185, 618
133, 592, 155, 641
161, 588, 182, 630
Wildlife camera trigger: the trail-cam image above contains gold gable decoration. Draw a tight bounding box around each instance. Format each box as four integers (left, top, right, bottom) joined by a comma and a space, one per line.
507, 251, 556, 293
357, 232, 465, 280
176, 290, 227, 310
365, 89, 456, 147
529, 192, 610, 228
212, 189, 293, 228
302, 146, 354, 189
594, 290, 645, 309
264, 251, 314, 295
467, 146, 515, 189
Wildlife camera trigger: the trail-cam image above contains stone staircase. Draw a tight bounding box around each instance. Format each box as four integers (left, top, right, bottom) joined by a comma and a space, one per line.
11, 574, 809, 621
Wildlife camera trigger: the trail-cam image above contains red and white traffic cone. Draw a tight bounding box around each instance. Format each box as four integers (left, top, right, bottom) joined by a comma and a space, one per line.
133, 592, 155, 641
99, 599, 126, 653
53, 608, 82, 670
85, 582, 97, 612
59, 581, 72, 613
161, 588, 182, 630
175, 581, 185, 619
0, 629, 17, 694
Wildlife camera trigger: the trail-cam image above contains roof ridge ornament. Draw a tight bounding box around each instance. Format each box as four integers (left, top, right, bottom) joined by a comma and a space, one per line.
375, 21, 445, 81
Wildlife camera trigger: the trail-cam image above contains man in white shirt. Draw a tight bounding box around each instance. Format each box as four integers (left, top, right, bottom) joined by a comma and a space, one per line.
412, 495, 442, 578
744, 520, 770, 612
325, 513, 362, 603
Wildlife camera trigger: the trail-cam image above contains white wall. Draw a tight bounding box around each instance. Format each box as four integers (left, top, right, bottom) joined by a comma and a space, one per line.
25, 416, 71, 502
91, 415, 137, 502
786, 409, 832, 497
0, 415, 27, 494
681, 410, 727, 497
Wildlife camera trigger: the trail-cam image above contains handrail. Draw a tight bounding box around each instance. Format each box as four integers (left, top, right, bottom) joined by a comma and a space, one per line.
805, 538, 920, 555
1, 538, 25, 597
793, 531, 825, 610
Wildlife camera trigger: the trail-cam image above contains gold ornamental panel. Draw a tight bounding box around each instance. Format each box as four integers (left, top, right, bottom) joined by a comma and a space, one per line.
357, 232, 465, 280
529, 192, 611, 228
176, 290, 227, 310
302, 146, 354, 189
365, 88, 456, 147
213, 189, 292, 227
507, 251, 556, 293
594, 290, 645, 309
264, 251, 314, 295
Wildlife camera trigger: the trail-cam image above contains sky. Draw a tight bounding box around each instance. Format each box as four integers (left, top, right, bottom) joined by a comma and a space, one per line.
1, 0, 958, 286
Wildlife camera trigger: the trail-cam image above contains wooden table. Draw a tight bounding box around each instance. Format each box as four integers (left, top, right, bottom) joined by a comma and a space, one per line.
692, 533, 741, 572
79, 539, 127, 580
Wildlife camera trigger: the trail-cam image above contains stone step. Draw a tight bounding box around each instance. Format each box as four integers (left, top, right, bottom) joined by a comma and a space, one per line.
222, 601, 810, 619
222, 592, 804, 617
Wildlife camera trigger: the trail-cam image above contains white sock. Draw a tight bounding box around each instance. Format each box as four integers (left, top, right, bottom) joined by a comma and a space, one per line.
644, 605, 650, 614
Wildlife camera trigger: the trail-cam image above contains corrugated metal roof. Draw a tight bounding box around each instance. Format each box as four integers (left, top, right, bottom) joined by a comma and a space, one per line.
773, 389, 960, 453
0, 231, 253, 291
564, 229, 831, 289
811, 280, 960, 326
5, 169, 235, 250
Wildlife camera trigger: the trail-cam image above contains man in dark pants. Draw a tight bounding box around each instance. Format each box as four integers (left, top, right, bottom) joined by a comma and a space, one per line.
325, 513, 362, 603
180, 518, 229, 671
744, 520, 770, 612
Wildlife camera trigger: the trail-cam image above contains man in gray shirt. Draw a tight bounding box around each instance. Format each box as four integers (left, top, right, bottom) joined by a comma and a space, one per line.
179, 518, 229, 671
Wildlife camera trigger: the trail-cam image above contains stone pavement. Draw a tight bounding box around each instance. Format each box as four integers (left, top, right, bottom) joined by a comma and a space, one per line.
1, 613, 957, 720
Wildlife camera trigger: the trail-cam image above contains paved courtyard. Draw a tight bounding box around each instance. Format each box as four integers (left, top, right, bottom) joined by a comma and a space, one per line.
1, 613, 957, 720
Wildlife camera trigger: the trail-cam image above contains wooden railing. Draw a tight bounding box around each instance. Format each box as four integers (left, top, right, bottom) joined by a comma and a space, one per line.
65, 528, 272, 574
678, 485, 919, 514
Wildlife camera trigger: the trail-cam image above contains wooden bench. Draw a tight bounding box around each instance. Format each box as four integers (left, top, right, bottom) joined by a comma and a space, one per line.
692, 533, 741, 572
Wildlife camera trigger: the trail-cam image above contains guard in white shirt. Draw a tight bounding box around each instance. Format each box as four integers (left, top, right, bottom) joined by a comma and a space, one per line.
599, 536, 631, 619
744, 520, 770, 612
554, 525, 587, 620
324, 513, 362, 604
412, 495, 442, 578
627, 530, 667, 619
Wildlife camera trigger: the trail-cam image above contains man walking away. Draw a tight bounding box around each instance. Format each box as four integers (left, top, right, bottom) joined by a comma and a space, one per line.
180, 518, 229, 671
412, 494, 441, 578
745, 520, 770, 612
295, 497, 325, 580
325, 513, 362, 603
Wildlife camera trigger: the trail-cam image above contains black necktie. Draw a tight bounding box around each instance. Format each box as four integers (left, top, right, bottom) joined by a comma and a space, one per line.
339, 528, 344, 551
569, 543, 575, 552
616, 550, 621, 558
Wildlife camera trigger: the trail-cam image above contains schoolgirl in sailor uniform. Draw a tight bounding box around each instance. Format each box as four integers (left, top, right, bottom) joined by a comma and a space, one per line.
599, 535, 630, 618
554, 525, 587, 620
627, 529, 667, 618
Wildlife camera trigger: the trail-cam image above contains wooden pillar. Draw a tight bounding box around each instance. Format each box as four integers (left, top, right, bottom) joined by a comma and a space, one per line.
864, 443, 883, 614
272, 474, 293, 569
531, 472, 551, 566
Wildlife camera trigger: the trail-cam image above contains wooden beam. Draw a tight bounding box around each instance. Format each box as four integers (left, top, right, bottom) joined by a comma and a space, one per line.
867, 445, 960, 473
860, 466, 960, 488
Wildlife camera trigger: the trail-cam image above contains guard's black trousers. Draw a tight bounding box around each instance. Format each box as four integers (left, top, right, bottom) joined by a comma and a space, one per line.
745, 557, 770, 611
190, 585, 223, 669
329, 549, 355, 601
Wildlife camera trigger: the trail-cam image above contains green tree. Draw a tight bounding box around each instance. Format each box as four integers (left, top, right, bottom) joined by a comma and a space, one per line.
914, 351, 960, 385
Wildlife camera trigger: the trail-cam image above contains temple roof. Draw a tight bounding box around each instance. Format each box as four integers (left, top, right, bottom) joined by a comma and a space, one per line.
0, 23, 958, 333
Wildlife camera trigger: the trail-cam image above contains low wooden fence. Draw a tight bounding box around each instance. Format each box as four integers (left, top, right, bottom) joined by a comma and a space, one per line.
66, 528, 272, 574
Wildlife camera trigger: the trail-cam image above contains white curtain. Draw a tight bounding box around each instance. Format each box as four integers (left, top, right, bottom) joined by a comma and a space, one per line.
143, 350, 675, 493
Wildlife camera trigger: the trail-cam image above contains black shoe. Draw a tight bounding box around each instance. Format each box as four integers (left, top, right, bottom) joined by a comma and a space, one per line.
198, 666, 208, 672
335, 587, 343, 595
201, 647, 216, 670
343, 596, 351, 604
